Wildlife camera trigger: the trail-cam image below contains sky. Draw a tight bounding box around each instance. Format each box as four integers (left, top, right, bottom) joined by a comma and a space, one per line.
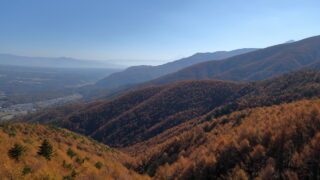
0, 0, 319, 66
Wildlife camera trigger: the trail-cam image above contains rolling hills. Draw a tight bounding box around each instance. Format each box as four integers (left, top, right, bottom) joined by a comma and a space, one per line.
21, 71, 320, 149
16, 70, 320, 179
96, 48, 257, 88
23, 80, 246, 147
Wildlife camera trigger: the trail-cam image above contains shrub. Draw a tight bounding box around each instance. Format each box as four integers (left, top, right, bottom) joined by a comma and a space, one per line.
62, 175, 73, 180
62, 170, 78, 180
95, 161, 103, 169
75, 157, 85, 164
62, 160, 73, 170
22, 166, 32, 175
71, 170, 79, 178
67, 148, 77, 159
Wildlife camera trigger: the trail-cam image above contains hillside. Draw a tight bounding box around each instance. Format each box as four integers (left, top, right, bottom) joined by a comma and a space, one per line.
23, 80, 246, 147
15, 88, 320, 179
96, 48, 257, 87
123, 70, 320, 154
133, 98, 320, 179
0, 122, 149, 180
21, 71, 320, 149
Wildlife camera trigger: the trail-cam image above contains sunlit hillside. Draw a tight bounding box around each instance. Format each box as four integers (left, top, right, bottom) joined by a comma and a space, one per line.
21, 71, 320, 149
133, 98, 320, 179
0, 123, 149, 180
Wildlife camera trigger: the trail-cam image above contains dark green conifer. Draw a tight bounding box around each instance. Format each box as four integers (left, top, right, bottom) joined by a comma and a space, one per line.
8, 143, 26, 161
38, 139, 53, 160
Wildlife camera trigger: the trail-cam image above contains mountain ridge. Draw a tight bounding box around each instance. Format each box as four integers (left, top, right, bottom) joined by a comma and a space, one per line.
96, 48, 258, 87
89, 35, 320, 101
150, 35, 320, 84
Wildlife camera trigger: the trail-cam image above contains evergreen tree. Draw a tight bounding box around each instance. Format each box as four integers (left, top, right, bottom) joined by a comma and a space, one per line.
8, 143, 26, 161
38, 139, 53, 160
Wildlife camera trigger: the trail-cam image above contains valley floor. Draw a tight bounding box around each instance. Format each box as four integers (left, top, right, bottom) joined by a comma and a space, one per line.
0, 94, 82, 121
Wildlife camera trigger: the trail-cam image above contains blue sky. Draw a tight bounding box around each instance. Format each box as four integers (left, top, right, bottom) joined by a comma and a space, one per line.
0, 0, 319, 65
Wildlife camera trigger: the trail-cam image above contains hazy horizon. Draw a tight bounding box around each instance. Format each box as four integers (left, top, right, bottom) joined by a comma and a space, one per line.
1, 0, 319, 66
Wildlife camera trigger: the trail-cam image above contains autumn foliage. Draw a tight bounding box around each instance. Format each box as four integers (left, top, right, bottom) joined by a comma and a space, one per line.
15, 70, 320, 179
0, 123, 149, 180
132, 99, 320, 179
21, 71, 320, 150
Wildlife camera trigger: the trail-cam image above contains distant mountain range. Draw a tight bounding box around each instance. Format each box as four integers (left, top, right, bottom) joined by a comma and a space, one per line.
91, 35, 320, 100
96, 48, 258, 87
145, 35, 320, 84
0, 53, 124, 69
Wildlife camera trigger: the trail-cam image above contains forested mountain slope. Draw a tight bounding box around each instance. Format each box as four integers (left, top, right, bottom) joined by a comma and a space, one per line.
16, 86, 320, 179
21, 71, 320, 149
23, 80, 246, 147
133, 98, 320, 179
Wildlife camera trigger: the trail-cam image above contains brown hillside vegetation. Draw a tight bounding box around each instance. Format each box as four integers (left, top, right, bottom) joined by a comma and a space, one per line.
23, 80, 246, 147
133, 98, 320, 179
0, 123, 149, 180
15, 71, 320, 179
21, 71, 320, 149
